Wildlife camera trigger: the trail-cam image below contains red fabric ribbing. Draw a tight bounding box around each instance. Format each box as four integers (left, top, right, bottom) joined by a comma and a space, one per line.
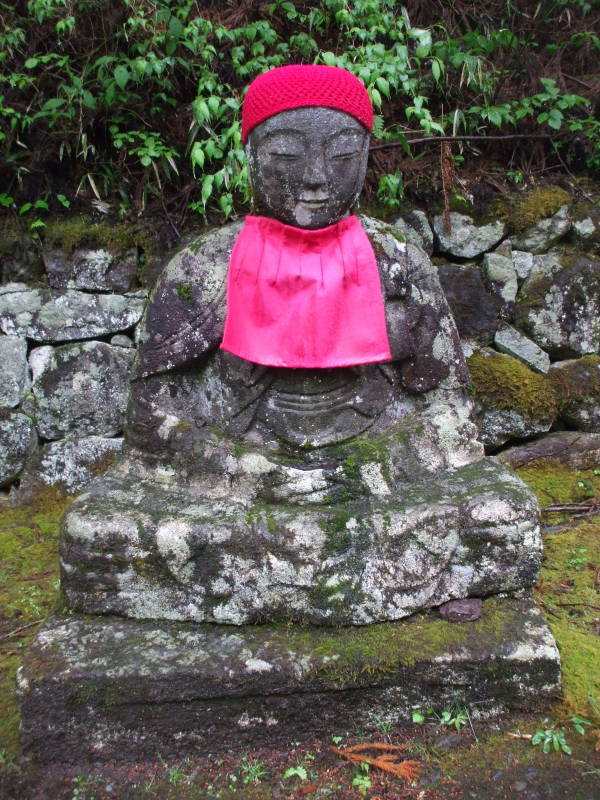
241, 65, 373, 143
220, 215, 391, 368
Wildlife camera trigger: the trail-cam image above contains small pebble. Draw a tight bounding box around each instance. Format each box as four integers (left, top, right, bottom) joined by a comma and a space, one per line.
511, 780, 527, 792
433, 734, 463, 751
438, 598, 483, 622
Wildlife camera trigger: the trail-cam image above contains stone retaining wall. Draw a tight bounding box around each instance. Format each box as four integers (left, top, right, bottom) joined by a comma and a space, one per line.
1, 190, 599, 497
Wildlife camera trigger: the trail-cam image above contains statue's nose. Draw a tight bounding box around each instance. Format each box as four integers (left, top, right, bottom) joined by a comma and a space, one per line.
302, 151, 328, 188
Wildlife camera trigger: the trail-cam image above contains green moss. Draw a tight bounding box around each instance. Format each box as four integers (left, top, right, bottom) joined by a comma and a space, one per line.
468, 350, 560, 423
508, 186, 571, 233
271, 596, 515, 684
0, 493, 70, 756
516, 465, 600, 722
43, 216, 155, 260
516, 463, 600, 507
540, 519, 600, 722
176, 283, 193, 301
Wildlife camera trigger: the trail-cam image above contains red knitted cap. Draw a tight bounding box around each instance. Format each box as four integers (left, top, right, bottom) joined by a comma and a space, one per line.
242, 64, 373, 144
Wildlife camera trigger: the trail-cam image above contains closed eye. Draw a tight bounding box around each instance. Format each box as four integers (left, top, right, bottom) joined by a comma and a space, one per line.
331, 151, 359, 160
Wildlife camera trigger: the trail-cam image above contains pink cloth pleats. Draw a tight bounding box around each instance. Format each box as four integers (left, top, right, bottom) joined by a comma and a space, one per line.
220, 214, 391, 368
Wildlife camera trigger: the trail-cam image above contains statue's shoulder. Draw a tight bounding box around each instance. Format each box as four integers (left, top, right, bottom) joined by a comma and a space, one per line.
135, 221, 243, 378
358, 214, 433, 296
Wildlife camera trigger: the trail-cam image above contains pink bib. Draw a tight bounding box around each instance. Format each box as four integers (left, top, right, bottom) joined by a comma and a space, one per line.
220, 215, 391, 368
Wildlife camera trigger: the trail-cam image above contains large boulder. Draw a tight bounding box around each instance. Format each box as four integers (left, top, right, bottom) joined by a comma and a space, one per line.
0, 335, 31, 407
432, 213, 506, 258
437, 263, 501, 344
0, 284, 48, 337
494, 324, 550, 374
19, 435, 123, 496
0, 285, 146, 341
468, 349, 560, 449
511, 205, 571, 254
27, 290, 147, 342
43, 247, 138, 293
30, 341, 134, 440
482, 247, 518, 305
515, 252, 600, 359
392, 210, 434, 255
0, 410, 37, 487
500, 431, 600, 470
549, 356, 600, 431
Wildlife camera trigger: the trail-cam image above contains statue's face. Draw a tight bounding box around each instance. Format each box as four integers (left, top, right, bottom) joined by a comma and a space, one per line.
246, 107, 369, 229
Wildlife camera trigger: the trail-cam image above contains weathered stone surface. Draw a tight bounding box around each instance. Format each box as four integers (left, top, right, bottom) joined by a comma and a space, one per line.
515, 252, 600, 358
27, 290, 147, 342
0, 235, 44, 284
499, 431, 600, 470
30, 341, 134, 440
0, 410, 36, 487
0, 284, 48, 337
437, 263, 501, 344
476, 408, 554, 450
110, 333, 134, 348
494, 324, 550, 374
571, 202, 600, 252
549, 356, 600, 431
432, 213, 506, 258
0, 335, 30, 407
512, 249, 534, 282
438, 598, 483, 622
483, 250, 518, 304
511, 205, 571, 254
19, 436, 123, 496
18, 597, 560, 762
61, 456, 540, 625
132, 217, 472, 450
43, 246, 138, 292
392, 210, 434, 255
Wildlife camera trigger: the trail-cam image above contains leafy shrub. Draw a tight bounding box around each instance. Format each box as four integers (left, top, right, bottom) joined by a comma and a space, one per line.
0, 0, 597, 224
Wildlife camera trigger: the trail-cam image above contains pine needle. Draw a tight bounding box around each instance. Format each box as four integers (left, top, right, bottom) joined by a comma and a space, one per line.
331, 742, 422, 781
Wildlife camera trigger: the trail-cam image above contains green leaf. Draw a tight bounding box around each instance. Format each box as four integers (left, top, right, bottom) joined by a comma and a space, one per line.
322, 51, 336, 66
283, 766, 307, 781
201, 173, 214, 207
42, 98, 66, 111
370, 87, 382, 109
114, 65, 130, 90
24, 58, 39, 69
190, 142, 205, 171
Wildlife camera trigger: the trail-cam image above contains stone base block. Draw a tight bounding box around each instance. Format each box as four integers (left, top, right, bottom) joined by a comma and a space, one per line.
18, 597, 560, 763
61, 458, 541, 625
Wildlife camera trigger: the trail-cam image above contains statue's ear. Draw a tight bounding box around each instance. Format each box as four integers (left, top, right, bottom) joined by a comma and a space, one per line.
351, 133, 370, 206
245, 141, 257, 212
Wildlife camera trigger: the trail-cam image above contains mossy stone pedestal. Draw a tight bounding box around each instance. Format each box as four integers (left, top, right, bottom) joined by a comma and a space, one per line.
18, 597, 560, 763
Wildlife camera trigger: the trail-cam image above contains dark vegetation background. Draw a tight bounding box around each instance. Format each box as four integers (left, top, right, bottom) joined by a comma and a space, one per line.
0, 0, 598, 236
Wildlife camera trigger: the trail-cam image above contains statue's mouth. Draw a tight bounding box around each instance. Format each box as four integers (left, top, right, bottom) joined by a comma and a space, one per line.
299, 197, 329, 208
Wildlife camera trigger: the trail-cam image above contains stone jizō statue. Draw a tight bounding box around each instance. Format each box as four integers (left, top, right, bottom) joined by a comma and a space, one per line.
60, 65, 541, 625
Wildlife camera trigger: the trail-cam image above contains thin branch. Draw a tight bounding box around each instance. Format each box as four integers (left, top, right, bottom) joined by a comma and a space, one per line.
556, 602, 600, 612
0, 619, 43, 641
369, 134, 552, 152
551, 142, 595, 202
563, 73, 594, 90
